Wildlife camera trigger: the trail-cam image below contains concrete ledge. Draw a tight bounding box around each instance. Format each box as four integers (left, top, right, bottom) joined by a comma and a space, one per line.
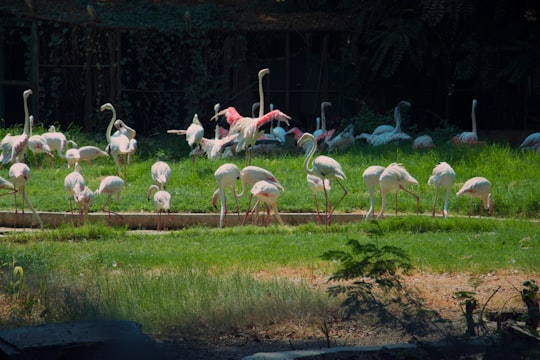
0, 211, 366, 230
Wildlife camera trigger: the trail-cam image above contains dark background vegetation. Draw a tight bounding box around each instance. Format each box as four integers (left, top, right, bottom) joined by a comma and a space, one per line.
1, 0, 539, 142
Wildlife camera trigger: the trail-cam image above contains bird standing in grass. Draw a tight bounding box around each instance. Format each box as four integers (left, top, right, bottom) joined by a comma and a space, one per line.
167, 114, 204, 167
9, 160, 42, 228
95, 175, 124, 220
0, 89, 32, 167
147, 184, 171, 231
306, 174, 331, 225
428, 162, 456, 218
377, 163, 419, 219
247, 180, 284, 226
64, 163, 86, 216
297, 132, 347, 228
212, 163, 241, 228
151, 161, 171, 190
456, 176, 493, 217
362, 165, 385, 220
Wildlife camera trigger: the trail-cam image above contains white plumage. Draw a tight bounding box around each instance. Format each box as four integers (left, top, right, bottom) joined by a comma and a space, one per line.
377, 163, 419, 219
95, 175, 125, 219
64, 163, 86, 215
412, 134, 434, 149
167, 114, 204, 166
28, 115, 54, 164
453, 99, 479, 144
362, 165, 385, 220
428, 162, 456, 218
519, 132, 540, 151
248, 180, 284, 226
456, 176, 494, 217
147, 184, 171, 231
307, 174, 331, 224
212, 163, 241, 228
102, 103, 136, 178
66, 146, 108, 168
42, 125, 77, 159
0, 89, 32, 167
8, 161, 42, 228
298, 132, 347, 227
151, 161, 171, 190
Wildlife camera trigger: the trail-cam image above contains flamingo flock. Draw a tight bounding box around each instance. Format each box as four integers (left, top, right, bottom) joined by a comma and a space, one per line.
8, 79, 539, 231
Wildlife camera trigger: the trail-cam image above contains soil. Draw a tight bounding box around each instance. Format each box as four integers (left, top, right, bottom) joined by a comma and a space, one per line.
150, 269, 538, 359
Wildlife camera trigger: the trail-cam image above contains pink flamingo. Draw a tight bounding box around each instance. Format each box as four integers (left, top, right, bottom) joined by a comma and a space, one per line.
456, 177, 494, 217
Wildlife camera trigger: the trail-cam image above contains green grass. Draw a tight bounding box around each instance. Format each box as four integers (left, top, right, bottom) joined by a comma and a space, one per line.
0, 217, 538, 336
0, 132, 538, 219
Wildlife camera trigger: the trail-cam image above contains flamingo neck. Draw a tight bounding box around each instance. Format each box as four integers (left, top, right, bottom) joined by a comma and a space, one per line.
471, 103, 477, 135
226, 107, 242, 125
393, 106, 401, 133
258, 72, 268, 118
23, 94, 30, 136
302, 137, 317, 175
146, 184, 159, 199
321, 105, 327, 132
105, 106, 117, 143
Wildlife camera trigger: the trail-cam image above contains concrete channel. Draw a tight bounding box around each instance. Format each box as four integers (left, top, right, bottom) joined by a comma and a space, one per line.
0, 211, 367, 230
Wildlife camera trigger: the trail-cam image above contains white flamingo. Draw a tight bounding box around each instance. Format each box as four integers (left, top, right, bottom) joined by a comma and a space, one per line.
64, 162, 86, 215
66, 146, 108, 168
74, 186, 94, 221
101, 103, 135, 178
307, 174, 331, 224
377, 163, 419, 219
28, 115, 54, 165
363, 101, 412, 146
428, 162, 456, 218
151, 161, 171, 191
94, 175, 124, 220
237, 165, 284, 225
453, 99, 480, 144
362, 165, 385, 220
147, 184, 171, 231
212, 163, 241, 228
0, 89, 32, 167
247, 180, 284, 226
297, 133, 347, 227
456, 176, 494, 217
42, 125, 78, 160
8, 161, 42, 228
167, 113, 204, 166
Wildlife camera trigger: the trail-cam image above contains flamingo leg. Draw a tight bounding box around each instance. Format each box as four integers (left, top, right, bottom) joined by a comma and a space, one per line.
313, 193, 321, 224
468, 199, 473, 218
399, 186, 420, 214
242, 194, 254, 225
265, 203, 271, 226
328, 179, 348, 223
322, 184, 330, 230
432, 188, 440, 217
394, 192, 399, 216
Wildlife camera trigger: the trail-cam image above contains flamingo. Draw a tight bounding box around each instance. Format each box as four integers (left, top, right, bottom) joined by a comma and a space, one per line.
237, 165, 284, 225
362, 165, 385, 220
412, 134, 434, 149
167, 113, 204, 166
363, 101, 412, 146
0, 176, 17, 218
0, 89, 32, 167
94, 175, 124, 220
147, 184, 171, 231
42, 125, 78, 160
151, 161, 171, 191
518, 132, 540, 151
66, 146, 108, 168
211, 106, 243, 128
456, 177, 494, 217
101, 103, 135, 178
377, 163, 420, 220
428, 162, 456, 218
74, 186, 94, 221
8, 161, 43, 228
453, 99, 483, 144
212, 163, 241, 228
246, 180, 284, 226
230, 110, 291, 164
64, 162, 86, 215
324, 124, 356, 152
28, 115, 54, 166
307, 174, 331, 224
297, 133, 347, 228
113, 119, 137, 164
312, 102, 336, 145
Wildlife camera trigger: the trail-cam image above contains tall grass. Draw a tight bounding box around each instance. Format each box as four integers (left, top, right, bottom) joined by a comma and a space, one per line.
0, 217, 537, 337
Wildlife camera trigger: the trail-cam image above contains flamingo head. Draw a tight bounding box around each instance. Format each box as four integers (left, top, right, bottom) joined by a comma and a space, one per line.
258, 68, 270, 79
23, 89, 32, 99
321, 101, 332, 109
472, 99, 478, 109
297, 132, 316, 149
100, 103, 114, 112
213, 103, 220, 114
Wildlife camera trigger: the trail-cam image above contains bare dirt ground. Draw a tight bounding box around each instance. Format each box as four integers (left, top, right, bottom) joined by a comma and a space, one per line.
153, 269, 537, 359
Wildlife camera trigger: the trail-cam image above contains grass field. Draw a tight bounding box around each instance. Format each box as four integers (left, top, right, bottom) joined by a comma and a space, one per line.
0, 127, 538, 341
